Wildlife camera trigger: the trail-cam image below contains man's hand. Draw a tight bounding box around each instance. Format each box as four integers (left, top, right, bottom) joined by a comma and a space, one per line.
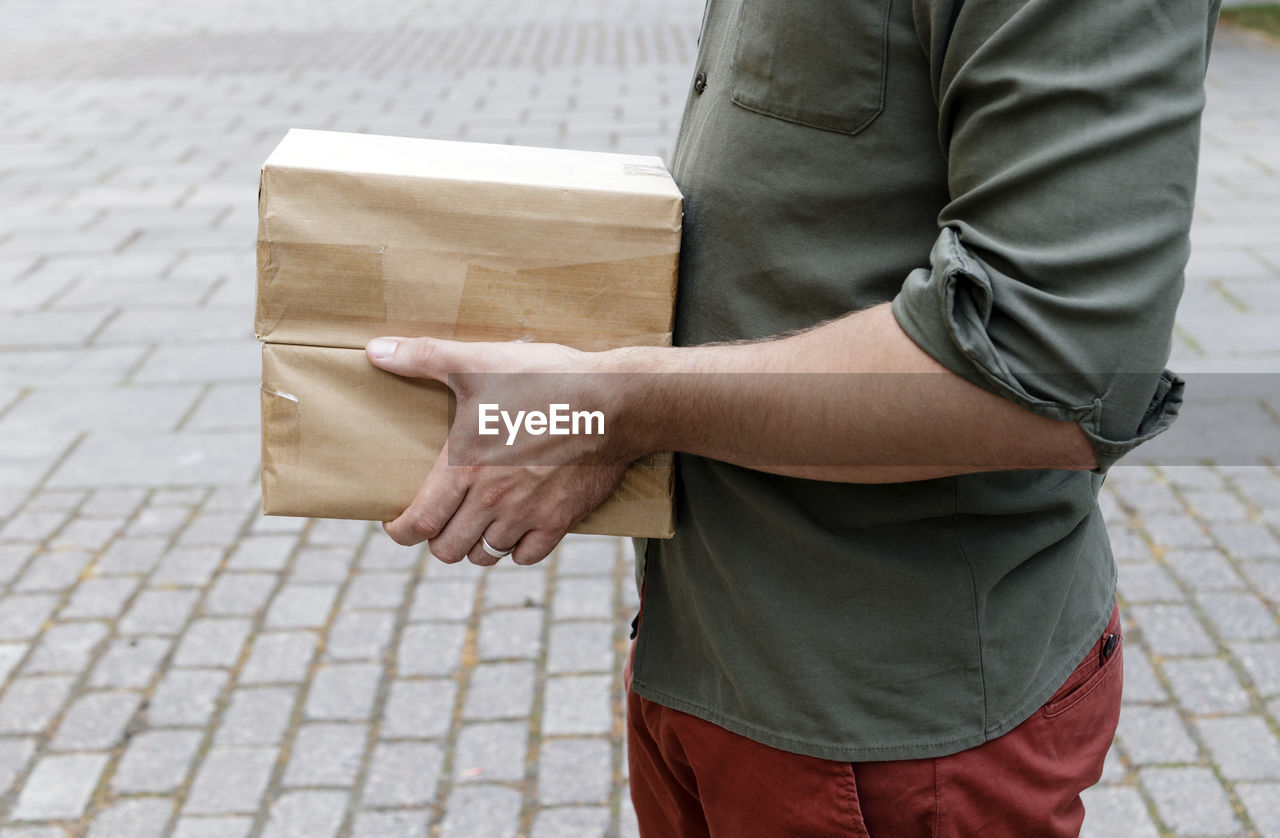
365, 336, 632, 565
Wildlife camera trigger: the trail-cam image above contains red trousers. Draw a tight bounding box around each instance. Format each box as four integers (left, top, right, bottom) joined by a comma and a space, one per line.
626, 604, 1122, 838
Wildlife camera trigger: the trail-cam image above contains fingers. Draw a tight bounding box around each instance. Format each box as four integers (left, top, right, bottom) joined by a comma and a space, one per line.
383, 445, 468, 548
365, 336, 460, 382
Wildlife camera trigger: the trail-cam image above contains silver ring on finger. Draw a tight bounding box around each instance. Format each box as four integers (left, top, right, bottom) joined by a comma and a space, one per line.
480, 535, 513, 559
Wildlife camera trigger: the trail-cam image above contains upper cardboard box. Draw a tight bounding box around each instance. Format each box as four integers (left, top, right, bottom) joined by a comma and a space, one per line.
256, 129, 684, 351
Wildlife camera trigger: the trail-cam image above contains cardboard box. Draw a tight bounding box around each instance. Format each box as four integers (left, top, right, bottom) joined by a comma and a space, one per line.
256, 129, 681, 538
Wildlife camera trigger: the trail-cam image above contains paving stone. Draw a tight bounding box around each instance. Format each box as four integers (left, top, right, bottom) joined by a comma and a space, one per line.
1129, 604, 1218, 656
362, 742, 444, 807
215, 686, 297, 746
484, 567, 547, 608
95, 536, 168, 575
288, 547, 351, 582
0, 545, 32, 587
1162, 549, 1246, 590
0, 644, 25, 683
455, 721, 529, 782
553, 578, 615, 620
1141, 766, 1241, 836
1196, 716, 1280, 780
119, 588, 201, 635
543, 676, 613, 735
556, 535, 620, 574
1185, 489, 1252, 521
51, 691, 143, 750
0, 510, 70, 543
306, 518, 371, 546
409, 579, 477, 621
266, 583, 339, 629
531, 806, 611, 838
172, 818, 253, 838
547, 620, 614, 674
179, 513, 248, 547
127, 505, 193, 538
22, 620, 109, 673
147, 668, 229, 727
1237, 782, 1280, 838
49, 518, 121, 552
1079, 786, 1159, 838
381, 678, 457, 740
326, 610, 395, 660
1240, 561, 1280, 602
352, 810, 431, 838
0, 738, 37, 797
0, 676, 75, 734
261, 790, 348, 838
305, 663, 382, 720
1198, 590, 1279, 641
183, 746, 278, 815
1234, 640, 1280, 696
89, 636, 171, 688
478, 607, 543, 660
537, 738, 613, 805
113, 729, 203, 793
438, 784, 522, 838
48, 430, 260, 490
358, 538, 423, 571
398, 622, 466, 677
81, 488, 147, 518
150, 547, 223, 587
1116, 705, 1199, 765
464, 662, 537, 720
241, 631, 318, 684
0, 827, 65, 838
11, 753, 108, 820
85, 797, 173, 838
60, 576, 141, 619
1211, 522, 1280, 558
0, 594, 59, 640
283, 723, 368, 787
174, 617, 252, 667
13, 550, 92, 592
1117, 561, 1185, 603
227, 534, 296, 570
1162, 657, 1252, 714
342, 572, 411, 610
1142, 515, 1213, 550
204, 572, 276, 616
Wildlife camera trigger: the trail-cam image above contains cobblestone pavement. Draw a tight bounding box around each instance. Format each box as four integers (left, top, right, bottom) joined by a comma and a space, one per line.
0, 0, 1277, 834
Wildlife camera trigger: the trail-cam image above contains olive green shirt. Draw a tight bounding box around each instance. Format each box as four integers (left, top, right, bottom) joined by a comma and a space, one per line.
631, 0, 1220, 761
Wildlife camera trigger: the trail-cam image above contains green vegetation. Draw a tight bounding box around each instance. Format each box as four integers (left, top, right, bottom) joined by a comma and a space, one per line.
1221, 4, 1280, 39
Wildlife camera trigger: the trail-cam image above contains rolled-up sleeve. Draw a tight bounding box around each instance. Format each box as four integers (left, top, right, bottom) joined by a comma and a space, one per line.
891, 0, 1221, 470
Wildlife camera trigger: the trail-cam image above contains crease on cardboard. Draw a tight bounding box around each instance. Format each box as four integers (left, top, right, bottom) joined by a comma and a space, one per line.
256, 240, 388, 341
261, 384, 301, 467
610, 453, 673, 500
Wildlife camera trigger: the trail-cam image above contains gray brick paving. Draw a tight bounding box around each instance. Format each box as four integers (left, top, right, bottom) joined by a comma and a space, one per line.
0, 2, 1274, 837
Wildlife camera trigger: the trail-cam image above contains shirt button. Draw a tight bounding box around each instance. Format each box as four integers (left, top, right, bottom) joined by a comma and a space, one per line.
694, 72, 707, 94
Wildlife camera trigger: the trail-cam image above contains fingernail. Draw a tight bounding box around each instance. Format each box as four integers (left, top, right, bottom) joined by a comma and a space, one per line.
368, 338, 399, 359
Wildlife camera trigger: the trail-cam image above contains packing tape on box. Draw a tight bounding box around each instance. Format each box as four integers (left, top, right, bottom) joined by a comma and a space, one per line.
260, 385, 301, 467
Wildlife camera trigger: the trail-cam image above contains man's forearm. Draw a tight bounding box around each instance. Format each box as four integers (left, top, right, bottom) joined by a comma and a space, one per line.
606, 303, 1098, 482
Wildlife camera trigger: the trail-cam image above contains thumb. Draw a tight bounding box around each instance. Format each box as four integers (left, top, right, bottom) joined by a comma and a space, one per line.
365, 336, 455, 382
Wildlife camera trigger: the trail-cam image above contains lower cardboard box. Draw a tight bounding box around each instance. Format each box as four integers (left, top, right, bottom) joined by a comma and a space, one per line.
260, 342, 675, 538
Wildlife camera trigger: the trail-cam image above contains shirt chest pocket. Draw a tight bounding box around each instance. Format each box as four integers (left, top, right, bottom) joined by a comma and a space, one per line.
729, 0, 892, 136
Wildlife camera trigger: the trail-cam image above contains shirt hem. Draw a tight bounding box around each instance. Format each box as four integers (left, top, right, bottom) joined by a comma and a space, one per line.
630, 584, 1118, 764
